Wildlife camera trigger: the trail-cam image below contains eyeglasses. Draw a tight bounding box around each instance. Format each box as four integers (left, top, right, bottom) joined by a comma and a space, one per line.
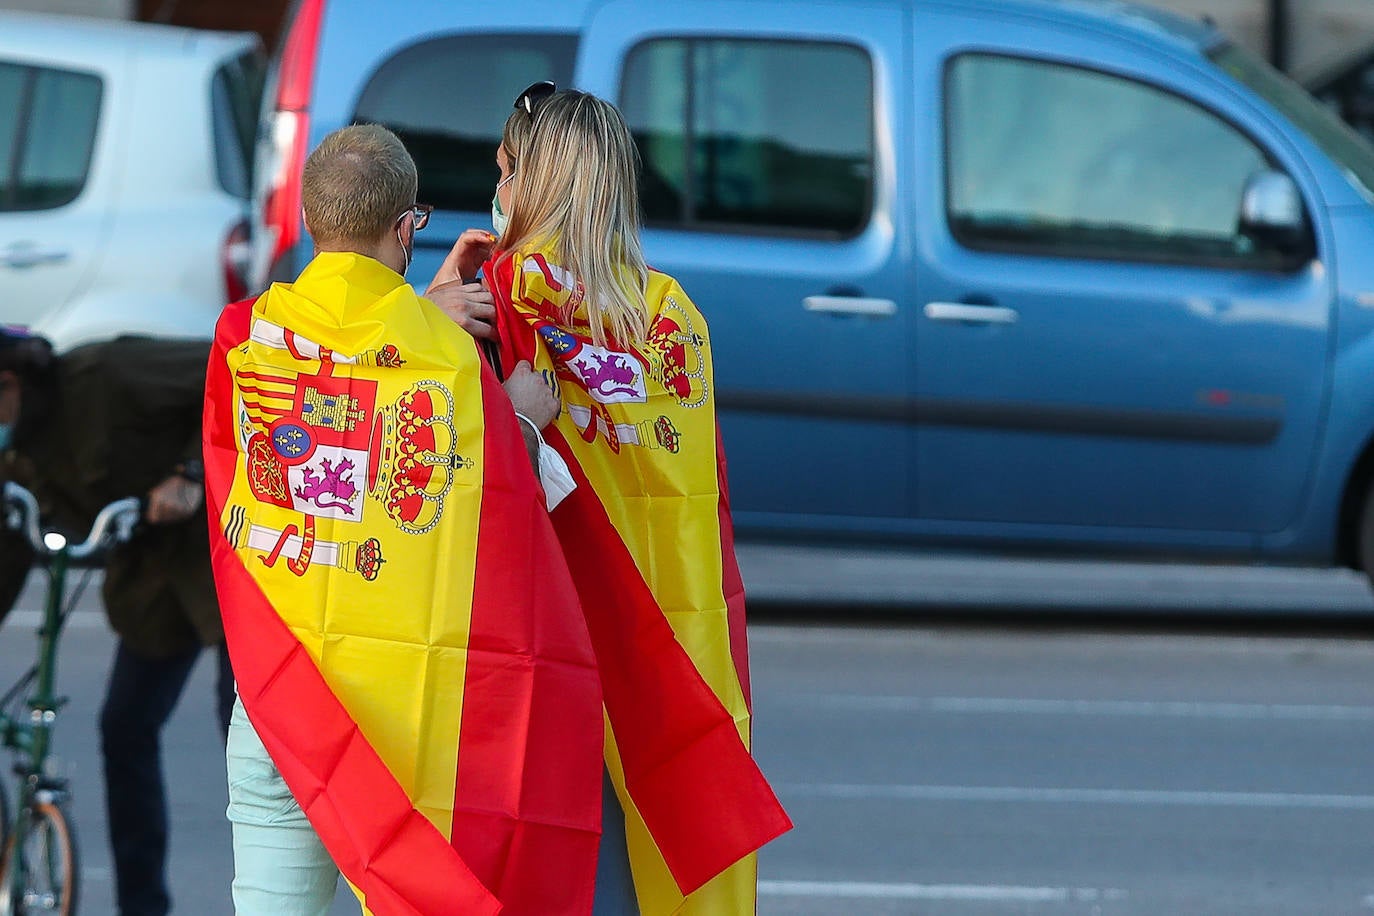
513, 80, 556, 120
397, 203, 433, 231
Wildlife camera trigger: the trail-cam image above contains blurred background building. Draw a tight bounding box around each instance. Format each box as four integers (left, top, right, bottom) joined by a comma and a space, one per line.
3, 0, 1374, 82
1, 0, 1372, 84
0, 0, 289, 48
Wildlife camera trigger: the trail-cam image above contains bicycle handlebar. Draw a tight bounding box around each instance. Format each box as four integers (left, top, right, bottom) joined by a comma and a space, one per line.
3, 482, 142, 560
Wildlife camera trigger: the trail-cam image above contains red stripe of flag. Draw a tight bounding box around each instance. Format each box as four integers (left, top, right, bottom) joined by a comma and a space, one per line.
539, 425, 792, 892
447, 355, 603, 915
715, 425, 752, 711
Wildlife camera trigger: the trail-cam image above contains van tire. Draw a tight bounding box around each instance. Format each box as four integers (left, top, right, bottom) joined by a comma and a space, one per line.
1357, 482, 1374, 586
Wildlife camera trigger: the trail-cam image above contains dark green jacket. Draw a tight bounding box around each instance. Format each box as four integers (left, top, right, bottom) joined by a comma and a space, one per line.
0, 336, 220, 658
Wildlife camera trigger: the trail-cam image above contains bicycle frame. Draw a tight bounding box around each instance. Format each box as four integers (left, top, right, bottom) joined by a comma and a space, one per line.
0, 484, 139, 912
0, 545, 73, 792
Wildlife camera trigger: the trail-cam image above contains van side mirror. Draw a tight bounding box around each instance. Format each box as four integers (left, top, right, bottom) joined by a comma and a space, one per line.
1238, 170, 1313, 263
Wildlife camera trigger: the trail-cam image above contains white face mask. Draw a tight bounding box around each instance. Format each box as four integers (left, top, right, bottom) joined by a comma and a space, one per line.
492, 172, 515, 237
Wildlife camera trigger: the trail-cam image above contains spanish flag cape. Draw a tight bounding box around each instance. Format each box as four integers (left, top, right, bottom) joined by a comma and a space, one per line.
487, 244, 793, 915
203, 252, 605, 915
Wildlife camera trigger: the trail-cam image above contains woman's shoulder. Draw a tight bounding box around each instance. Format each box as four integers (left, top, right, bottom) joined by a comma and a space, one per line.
644, 268, 703, 319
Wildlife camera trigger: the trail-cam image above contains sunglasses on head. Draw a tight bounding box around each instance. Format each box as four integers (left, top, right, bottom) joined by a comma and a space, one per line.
514, 80, 557, 119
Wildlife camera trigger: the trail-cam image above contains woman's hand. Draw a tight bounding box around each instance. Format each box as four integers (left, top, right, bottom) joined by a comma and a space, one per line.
427, 228, 497, 292
427, 278, 497, 340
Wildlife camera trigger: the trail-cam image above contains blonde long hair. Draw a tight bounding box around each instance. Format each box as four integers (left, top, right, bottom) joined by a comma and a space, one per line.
499, 91, 649, 349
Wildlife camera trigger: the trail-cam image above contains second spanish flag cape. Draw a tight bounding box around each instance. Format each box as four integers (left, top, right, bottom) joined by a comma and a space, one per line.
488, 244, 793, 915
204, 252, 604, 915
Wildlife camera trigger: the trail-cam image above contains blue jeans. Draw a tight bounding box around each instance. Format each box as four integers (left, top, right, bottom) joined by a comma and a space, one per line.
594, 770, 640, 914
100, 640, 233, 916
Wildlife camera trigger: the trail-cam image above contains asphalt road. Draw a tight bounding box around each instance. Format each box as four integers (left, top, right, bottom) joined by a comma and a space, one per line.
3, 553, 1374, 915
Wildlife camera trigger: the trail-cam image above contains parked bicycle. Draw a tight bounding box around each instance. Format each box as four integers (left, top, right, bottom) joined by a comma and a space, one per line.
0, 482, 140, 915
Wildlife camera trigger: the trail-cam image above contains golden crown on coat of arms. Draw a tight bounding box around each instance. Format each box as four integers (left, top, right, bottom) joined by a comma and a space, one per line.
367, 380, 470, 535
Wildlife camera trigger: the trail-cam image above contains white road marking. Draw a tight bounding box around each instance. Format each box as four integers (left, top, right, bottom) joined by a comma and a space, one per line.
783, 783, 1374, 810
759, 880, 1128, 902
795, 695, 1374, 721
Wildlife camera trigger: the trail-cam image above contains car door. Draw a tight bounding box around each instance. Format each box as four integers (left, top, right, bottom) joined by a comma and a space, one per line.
579, 0, 913, 532
909, 13, 1332, 541
0, 61, 106, 333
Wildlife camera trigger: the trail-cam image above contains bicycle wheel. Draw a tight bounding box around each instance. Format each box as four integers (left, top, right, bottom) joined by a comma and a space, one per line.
0, 800, 78, 916
0, 774, 10, 863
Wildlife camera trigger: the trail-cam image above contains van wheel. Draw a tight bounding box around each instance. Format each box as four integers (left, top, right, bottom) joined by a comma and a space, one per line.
1358, 482, 1374, 585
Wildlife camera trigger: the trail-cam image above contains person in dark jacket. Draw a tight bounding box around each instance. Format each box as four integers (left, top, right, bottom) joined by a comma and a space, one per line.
0, 328, 232, 916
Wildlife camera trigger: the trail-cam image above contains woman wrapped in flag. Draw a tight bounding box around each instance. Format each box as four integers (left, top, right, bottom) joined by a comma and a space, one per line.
432, 85, 793, 915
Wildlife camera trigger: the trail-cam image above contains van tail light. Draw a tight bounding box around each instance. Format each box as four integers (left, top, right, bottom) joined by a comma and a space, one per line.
261, 0, 326, 281
223, 219, 252, 302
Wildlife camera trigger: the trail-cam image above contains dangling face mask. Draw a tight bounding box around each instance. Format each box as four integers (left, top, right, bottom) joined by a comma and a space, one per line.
396, 224, 413, 277
492, 172, 515, 237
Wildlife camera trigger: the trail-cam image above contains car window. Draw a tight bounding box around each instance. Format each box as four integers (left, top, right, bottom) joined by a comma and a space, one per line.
946, 54, 1281, 268
0, 63, 25, 207
353, 34, 577, 212
213, 50, 266, 200
620, 38, 873, 237
7, 66, 101, 212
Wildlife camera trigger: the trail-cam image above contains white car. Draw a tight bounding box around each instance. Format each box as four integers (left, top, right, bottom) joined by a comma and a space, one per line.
0, 11, 263, 352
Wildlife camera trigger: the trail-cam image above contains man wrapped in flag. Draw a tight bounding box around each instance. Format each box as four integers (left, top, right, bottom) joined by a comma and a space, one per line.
438, 87, 794, 914
204, 124, 605, 915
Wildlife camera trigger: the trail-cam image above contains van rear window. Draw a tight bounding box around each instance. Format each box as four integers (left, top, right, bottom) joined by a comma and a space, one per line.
620, 38, 873, 238
353, 34, 576, 213
213, 50, 266, 200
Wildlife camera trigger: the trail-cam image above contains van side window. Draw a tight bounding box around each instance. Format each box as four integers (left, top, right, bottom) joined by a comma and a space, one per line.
0, 64, 101, 212
621, 39, 873, 237
946, 54, 1281, 268
353, 34, 576, 213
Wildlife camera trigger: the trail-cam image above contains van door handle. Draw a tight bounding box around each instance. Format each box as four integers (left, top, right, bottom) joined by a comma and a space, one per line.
803, 296, 898, 318
0, 246, 70, 269
924, 302, 1019, 325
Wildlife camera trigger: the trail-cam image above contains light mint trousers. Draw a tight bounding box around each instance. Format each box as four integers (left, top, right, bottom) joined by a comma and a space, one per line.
225, 696, 339, 914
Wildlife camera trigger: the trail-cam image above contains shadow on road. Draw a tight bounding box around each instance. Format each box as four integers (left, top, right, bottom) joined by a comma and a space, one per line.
747, 599, 1374, 640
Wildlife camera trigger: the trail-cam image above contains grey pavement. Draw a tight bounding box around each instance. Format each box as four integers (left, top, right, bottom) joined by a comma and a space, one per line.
735, 543, 1374, 615
749, 623, 1374, 915
3, 551, 1374, 914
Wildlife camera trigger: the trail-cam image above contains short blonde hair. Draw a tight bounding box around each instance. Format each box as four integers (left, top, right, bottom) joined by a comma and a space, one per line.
500, 91, 648, 348
301, 124, 417, 246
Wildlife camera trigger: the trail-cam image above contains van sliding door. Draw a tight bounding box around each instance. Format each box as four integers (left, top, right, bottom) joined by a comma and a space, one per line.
581, 0, 912, 535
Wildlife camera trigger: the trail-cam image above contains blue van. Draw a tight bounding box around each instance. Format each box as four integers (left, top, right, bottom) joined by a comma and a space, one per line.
250, 0, 1374, 582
